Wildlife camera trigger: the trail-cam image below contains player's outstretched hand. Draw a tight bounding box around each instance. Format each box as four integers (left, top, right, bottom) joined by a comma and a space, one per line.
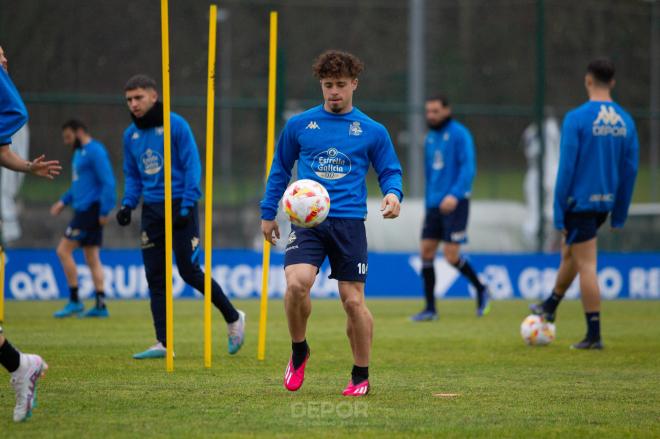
439, 195, 458, 214
50, 200, 65, 216
261, 219, 280, 245
116, 206, 132, 226
29, 155, 62, 180
381, 193, 401, 219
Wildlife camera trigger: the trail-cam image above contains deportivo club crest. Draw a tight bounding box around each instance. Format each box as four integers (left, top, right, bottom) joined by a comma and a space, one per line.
349, 121, 362, 136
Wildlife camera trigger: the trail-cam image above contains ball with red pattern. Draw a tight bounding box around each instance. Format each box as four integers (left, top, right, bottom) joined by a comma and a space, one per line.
282, 179, 331, 228
520, 314, 556, 346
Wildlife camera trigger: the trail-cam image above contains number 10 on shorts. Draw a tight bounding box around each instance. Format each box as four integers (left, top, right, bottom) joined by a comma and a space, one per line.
357, 263, 368, 275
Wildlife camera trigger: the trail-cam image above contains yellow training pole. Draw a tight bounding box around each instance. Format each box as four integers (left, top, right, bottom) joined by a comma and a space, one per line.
0, 246, 5, 323
160, 0, 175, 372
203, 4, 218, 369
257, 11, 278, 361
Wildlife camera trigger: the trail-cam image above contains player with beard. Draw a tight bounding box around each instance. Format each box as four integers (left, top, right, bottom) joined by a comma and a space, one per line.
51, 119, 116, 318
116, 74, 245, 359
410, 95, 490, 322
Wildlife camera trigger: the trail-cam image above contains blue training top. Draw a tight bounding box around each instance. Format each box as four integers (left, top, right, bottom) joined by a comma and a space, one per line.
424, 118, 476, 209
60, 139, 117, 216
0, 67, 28, 145
121, 113, 202, 209
261, 105, 404, 221
554, 101, 639, 230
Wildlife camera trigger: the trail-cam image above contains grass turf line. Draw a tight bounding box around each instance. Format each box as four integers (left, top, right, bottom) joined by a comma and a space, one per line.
1, 299, 659, 438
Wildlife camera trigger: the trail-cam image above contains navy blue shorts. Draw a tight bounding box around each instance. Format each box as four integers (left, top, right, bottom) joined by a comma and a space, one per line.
421, 199, 469, 243
564, 211, 608, 245
284, 218, 368, 283
65, 202, 103, 247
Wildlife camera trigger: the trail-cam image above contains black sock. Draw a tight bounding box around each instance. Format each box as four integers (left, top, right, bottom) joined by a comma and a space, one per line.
585, 312, 601, 341
70, 286, 79, 303
95, 291, 106, 309
0, 339, 21, 373
452, 258, 486, 302
351, 365, 369, 385
291, 340, 309, 369
421, 259, 436, 312
543, 291, 564, 314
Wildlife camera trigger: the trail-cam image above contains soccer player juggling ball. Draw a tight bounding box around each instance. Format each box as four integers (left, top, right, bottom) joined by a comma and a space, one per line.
531, 59, 639, 349
261, 50, 403, 396
410, 95, 489, 322
0, 44, 61, 422
51, 119, 116, 319
116, 75, 245, 359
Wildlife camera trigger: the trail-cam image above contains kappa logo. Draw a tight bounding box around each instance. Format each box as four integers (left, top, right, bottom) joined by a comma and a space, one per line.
132, 132, 140, 140
349, 121, 362, 136
306, 121, 320, 130
156, 127, 164, 136
443, 132, 450, 141
593, 105, 627, 137
288, 231, 297, 244
191, 237, 200, 251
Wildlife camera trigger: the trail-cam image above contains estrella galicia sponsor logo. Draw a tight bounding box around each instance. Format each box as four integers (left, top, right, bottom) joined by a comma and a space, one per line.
312, 147, 352, 180
593, 105, 627, 137
349, 121, 362, 136
141, 148, 164, 175
432, 150, 444, 171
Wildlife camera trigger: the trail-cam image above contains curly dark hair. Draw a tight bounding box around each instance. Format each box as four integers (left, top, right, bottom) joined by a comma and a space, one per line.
312, 50, 364, 79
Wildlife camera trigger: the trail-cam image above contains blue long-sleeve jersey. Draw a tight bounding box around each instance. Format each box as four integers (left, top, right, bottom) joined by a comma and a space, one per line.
121, 113, 202, 209
261, 105, 403, 220
424, 118, 476, 208
0, 66, 28, 145
60, 139, 116, 215
554, 101, 639, 230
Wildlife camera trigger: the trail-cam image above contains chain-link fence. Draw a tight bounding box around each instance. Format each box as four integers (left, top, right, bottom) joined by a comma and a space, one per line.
0, 0, 657, 249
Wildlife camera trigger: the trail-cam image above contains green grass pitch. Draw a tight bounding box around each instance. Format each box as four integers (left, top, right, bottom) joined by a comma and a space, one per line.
1, 299, 659, 438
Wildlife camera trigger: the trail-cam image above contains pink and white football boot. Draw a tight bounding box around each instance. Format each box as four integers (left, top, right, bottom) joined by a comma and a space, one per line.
342, 379, 370, 397
283, 351, 310, 392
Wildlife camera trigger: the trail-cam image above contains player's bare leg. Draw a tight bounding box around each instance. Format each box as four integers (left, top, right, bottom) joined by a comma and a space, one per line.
570, 238, 603, 349
411, 239, 440, 321
80, 246, 108, 317
53, 238, 84, 318
284, 264, 316, 342
56, 237, 78, 288
444, 242, 490, 316
554, 242, 578, 294
339, 281, 372, 396
283, 263, 316, 391
531, 240, 577, 321
571, 238, 599, 311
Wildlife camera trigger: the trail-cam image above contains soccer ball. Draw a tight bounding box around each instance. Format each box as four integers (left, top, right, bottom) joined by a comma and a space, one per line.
520, 314, 556, 346
282, 179, 330, 228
